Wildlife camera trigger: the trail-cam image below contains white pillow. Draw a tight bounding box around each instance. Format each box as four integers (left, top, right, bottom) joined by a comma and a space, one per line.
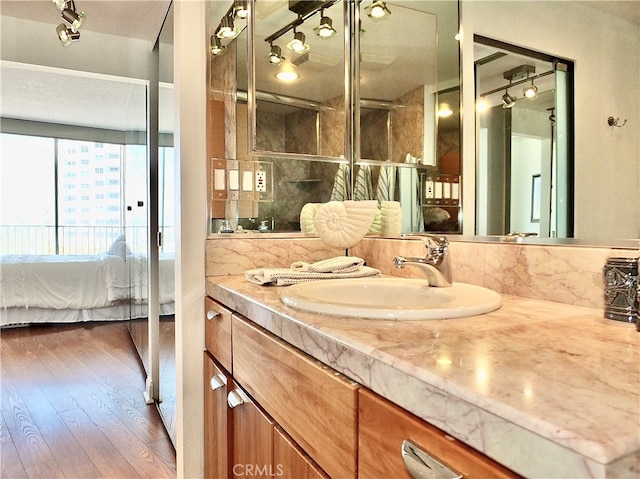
107, 234, 132, 256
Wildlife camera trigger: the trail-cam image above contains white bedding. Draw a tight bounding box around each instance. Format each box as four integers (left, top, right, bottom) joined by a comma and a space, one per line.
0, 252, 175, 326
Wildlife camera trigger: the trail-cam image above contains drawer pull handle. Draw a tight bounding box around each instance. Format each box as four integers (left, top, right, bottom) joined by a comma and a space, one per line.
227, 389, 250, 409
209, 374, 227, 391
207, 310, 221, 320
402, 439, 463, 479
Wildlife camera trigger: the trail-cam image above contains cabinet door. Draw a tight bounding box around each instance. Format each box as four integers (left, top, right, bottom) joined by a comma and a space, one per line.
358, 389, 519, 479
232, 314, 359, 479
204, 352, 231, 479
205, 297, 233, 372
228, 381, 274, 479
273, 426, 329, 479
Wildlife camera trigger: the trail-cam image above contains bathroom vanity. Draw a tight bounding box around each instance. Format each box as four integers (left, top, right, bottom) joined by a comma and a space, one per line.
204, 275, 640, 478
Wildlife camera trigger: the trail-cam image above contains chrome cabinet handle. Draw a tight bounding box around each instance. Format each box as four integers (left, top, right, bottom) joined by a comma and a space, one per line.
207, 310, 221, 320
402, 439, 463, 479
209, 373, 227, 391
227, 388, 250, 408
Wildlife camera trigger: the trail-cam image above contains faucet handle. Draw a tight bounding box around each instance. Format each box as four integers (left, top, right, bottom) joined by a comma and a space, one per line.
402, 234, 448, 252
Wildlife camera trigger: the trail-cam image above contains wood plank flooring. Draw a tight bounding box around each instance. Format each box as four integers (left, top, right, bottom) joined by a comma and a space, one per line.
1, 321, 176, 479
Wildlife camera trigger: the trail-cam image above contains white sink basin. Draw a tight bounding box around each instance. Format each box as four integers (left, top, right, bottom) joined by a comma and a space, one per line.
280, 277, 502, 320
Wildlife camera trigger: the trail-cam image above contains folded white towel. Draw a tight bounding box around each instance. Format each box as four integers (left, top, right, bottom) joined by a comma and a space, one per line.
245, 256, 380, 286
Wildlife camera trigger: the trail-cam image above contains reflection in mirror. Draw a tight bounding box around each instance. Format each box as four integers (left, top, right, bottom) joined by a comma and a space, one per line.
250, 0, 346, 159
357, 1, 461, 234
474, 36, 573, 239
463, 1, 639, 241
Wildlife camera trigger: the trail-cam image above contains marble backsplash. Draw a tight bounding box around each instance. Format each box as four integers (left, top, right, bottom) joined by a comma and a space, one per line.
205, 235, 639, 310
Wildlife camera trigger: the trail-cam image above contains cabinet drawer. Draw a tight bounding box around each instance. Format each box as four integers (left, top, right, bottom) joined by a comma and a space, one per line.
232, 315, 359, 479
358, 389, 519, 479
274, 426, 329, 479
204, 297, 233, 372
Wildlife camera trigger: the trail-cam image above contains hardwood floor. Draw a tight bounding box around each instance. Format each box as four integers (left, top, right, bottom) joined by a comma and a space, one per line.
1, 321, 176, 478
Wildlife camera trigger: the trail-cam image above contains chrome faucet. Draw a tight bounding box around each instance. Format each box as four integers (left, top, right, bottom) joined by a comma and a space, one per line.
393, 235, 452, 287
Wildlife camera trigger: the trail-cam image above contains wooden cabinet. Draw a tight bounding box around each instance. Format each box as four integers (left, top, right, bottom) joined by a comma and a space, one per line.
358, 388, 519, 479
204, 352, 231, 479
204, 297, 233, 372
205, 295, 518, 479
232, 315, 359, 479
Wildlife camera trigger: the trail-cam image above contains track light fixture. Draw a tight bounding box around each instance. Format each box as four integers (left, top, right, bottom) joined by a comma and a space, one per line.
523, 79, 539, 99
217, 15, 241, 39
56, 23, 80, 47
502, 90, 517, 108
287, 30, 309, 54
233, 0, 248, 19
268, 44, 285, 64
211, 35, 226, 56
53, 0, 84, 46
364, 1, 391, 22
313, 14, 336, 38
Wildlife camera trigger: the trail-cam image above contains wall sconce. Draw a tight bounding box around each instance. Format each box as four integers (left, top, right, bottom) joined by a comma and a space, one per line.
364, 1, 391, 22
287, 30, 309, 54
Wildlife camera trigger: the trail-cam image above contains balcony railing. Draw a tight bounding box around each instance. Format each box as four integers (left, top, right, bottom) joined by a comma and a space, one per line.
0, 225, 175, 255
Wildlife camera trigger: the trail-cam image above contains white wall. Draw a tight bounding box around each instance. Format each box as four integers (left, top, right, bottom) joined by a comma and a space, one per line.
1, 16, 153, 80
173, 1, 207, 477
461, 1, 640, 240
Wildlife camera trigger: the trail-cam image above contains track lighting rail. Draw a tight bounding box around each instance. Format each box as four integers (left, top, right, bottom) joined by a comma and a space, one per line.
479, 69, 554, 98
264, 0, 338, 44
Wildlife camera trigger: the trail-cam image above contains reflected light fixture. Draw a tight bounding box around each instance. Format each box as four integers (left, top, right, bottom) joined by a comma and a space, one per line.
233, 0, 248, 19
438, 103, 453, 118
502, 90, 517, 108
476, 96, 489, 113
314, 15, 336, 38
56, 23, 80, 47
523, 80, 539, 99
275, 62, 299, 82
287, 30, 309, 54
210, 35, 226, 56
60, 1, 85, 32
268, 44, 285, 64
364, 1, 391, 22
217, 15, 241, 39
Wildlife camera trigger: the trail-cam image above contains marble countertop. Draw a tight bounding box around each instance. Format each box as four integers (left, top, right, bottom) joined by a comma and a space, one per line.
206, 275, 640, 478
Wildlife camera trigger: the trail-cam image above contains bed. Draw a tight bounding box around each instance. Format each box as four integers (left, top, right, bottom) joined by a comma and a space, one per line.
0, 250, 175, 328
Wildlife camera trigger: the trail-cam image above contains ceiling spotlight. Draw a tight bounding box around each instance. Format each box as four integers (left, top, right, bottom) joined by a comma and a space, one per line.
364, 1, 391, 22
56, 23, 80, 47
502, 90, 517, 109
52, 0, 66, 10
275, 62, 299, 82
476, 96, 489, 113
287, 30, 309, 54
61, 2, 85, 32
268, 44, 285, 64
438, 103, 454, 118
523, 80, 539, 99
216, 16, 241, 39
233, 0, 248, 19
210, 36, 226, 56
313, 15, 336, 38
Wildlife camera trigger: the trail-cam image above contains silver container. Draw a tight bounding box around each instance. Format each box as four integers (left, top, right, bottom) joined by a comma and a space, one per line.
603, 257, 638, 323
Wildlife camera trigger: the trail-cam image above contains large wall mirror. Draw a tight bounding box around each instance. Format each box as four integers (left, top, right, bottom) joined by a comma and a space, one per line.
462, 0, 639, 242
214, 0, 461, 234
